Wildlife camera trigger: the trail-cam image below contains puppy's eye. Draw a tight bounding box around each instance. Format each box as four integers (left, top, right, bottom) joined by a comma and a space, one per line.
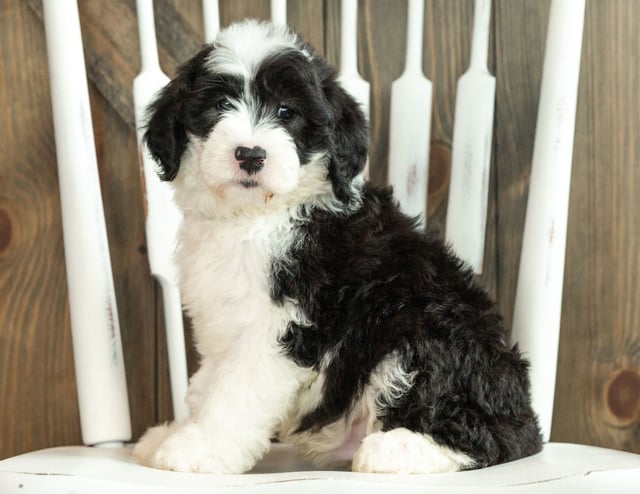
277, 105, 294, 120
216, 99, 234, 112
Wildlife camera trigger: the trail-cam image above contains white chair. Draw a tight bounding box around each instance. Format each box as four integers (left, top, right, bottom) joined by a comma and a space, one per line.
1, 0, 639, 492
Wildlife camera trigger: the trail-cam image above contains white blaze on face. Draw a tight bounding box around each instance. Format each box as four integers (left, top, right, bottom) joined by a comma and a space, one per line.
194, 102, 301, 198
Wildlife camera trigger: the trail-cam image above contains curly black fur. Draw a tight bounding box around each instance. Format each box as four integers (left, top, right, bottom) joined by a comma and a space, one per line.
273, 185, 542, 468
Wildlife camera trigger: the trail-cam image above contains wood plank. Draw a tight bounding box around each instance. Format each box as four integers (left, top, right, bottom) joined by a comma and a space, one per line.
289, 0, 325, 55
0, 0, 80, 458
552, 0, 640, 452
221, 0, 270, 25
323, 0, 474, 228
155, 0, 203, 72
326, 1, 499, 290
4, 0, 160, 450
493, 0, 549, 324
25, 0, 206, 126
328, 0, 406, 188
423, 0, 475, 231
88, 83, 159, 441
26, 0, 139, 127
150, 1, 205, 426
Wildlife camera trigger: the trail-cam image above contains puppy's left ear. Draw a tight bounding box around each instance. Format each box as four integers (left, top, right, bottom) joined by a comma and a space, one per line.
323, 75, 368, 202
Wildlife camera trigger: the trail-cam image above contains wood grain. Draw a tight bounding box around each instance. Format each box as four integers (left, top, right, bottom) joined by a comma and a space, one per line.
88, 83, 159, 441
1, 0, 639, 460
552, 0, 640, 451
0, 0, 80, 457
493, 0, 549, 324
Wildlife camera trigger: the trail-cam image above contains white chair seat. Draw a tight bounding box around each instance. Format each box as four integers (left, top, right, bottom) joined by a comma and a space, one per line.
1, 442, 639, 493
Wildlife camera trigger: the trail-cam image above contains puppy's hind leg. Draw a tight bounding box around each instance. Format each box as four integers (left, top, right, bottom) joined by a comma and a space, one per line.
352, 428, 475, 474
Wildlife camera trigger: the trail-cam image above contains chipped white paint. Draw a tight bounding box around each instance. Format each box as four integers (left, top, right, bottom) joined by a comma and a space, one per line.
203, 0, 220, 43
42, 0, 131, 446
271, 0, 287, 27
134, 0, 189, 422
338, 0, 370, 119
387, 0, 432, 226
511, 0, 586, 443
445, 0, 495, 273
338, 0, 370, 178
2, 443, 640, 493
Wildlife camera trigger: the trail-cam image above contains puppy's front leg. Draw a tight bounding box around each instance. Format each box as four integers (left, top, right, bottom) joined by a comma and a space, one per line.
148, 348, 304, 473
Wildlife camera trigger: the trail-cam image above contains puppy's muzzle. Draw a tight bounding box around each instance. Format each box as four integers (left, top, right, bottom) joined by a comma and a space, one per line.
235, 146, 266, 175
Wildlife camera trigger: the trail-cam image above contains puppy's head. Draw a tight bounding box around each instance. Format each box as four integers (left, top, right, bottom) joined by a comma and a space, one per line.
145, 20, 367, 216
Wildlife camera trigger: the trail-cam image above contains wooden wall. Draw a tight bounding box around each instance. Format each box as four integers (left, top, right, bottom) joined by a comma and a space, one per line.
1, 0, 639, 459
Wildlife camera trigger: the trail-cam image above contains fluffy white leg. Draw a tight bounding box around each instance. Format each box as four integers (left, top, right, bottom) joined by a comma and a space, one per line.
132, 362, 213, 467
352, 428, 475, 474
143, 348, 305, 473
184, 359, 215, 416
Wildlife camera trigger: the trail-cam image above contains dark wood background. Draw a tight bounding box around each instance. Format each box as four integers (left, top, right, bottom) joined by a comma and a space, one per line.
1, 0, 639, 459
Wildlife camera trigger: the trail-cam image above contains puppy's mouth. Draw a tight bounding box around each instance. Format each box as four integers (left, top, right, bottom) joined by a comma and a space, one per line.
239, 179, 260, 188
235, 179, 275, 204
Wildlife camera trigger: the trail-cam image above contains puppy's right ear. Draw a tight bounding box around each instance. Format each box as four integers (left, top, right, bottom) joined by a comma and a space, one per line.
144, 46, 214, 181
144, 80, 188, 181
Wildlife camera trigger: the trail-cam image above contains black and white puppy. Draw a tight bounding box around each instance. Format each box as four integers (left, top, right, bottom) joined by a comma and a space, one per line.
133, 20, 542, 474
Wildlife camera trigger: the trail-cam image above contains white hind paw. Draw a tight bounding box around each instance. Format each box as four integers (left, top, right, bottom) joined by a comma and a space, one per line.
352, 428, 474, 474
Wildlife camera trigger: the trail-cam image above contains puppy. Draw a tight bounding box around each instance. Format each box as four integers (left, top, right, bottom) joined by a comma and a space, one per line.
132, 19, 542, 474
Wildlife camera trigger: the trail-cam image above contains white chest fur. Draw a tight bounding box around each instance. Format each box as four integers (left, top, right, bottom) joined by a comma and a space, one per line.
141, 211, 320, 475
177, 210, 299, 359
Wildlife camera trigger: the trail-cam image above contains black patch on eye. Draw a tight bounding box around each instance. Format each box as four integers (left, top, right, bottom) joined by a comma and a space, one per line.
183, 73, 244, 138
216, 98, 235, 112
252, 50, 333, 165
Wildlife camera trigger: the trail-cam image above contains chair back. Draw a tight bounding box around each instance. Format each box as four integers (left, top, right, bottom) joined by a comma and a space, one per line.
41, 0, 585, 447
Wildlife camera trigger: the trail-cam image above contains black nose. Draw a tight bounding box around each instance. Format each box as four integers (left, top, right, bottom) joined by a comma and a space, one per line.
235, 146, 266, 175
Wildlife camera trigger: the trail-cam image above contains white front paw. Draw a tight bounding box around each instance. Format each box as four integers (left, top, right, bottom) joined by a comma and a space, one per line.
132, 422, 176, 465
150, 423, 228, 473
